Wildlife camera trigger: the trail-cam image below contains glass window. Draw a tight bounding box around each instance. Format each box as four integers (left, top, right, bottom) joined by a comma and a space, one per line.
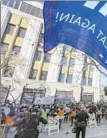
5, 24, 15, 35
40, 71, 47, 80
34, 50, 42, 61
69, 58, 75, 67
82, 77, 86, 85
8, 1, 14, 7
3, 66, 14, 77
61, 56, 67, 66
88, 78, 92, 86
67, 74, 72, 83
89, 64, 93, 71
44, 53, 51, 63
1, 43, 9, 54
83, 64, 88, 70
19, 2, 27, 12
30, 6, 36, 16
12, 46, 21, 55
29, 69, 38, 80
25, 4, 32, 14
40, 10, 43, 18
84, 56, 88, 63
17, 27, 26, 38
58, 73, 65, 83
35, 7, 41, 17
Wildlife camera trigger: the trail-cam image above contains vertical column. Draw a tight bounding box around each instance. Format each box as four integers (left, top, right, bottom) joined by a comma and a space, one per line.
1, 7, 11, 38
72, 51, 84, 86
14, 19, 42, 79
92, 65, 100, 88
64, 47, 71, 82
36, 52, 44, 80
46, 44, 64, 82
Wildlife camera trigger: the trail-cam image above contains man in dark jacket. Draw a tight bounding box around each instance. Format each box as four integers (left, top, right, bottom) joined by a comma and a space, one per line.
13, 108, 47, 138
75, 107, 89, 138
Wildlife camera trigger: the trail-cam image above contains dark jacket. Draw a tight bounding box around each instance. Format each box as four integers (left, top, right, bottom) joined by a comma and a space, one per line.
14, 113, 47, 138
75, 110, 89, 123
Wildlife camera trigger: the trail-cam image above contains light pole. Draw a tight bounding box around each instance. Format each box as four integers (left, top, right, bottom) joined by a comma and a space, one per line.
80, 85, 84, 102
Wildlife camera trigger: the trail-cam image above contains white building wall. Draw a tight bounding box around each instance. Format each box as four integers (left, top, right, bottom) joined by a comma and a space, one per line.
46, 44, 64, 82
13, 19, 42, 79
72, 51, 84, 86
92, 67, 100, 88
1, 7, 11, 38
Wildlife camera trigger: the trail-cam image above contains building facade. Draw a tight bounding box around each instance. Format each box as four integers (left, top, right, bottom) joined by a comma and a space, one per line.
1, 3, 100, 103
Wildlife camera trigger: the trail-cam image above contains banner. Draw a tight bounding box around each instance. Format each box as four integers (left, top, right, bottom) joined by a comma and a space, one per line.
43, 1, 107, 69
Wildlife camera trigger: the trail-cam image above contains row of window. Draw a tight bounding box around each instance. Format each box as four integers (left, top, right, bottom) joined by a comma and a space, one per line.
1, 0, 21, 9
4, 24, 27, 38
19, 2, 43, 18
2, 65, 92, 86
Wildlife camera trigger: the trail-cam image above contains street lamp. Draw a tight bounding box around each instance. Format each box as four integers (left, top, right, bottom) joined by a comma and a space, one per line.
80, 85, 84, 102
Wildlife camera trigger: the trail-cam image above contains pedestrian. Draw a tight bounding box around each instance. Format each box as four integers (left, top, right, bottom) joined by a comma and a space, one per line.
75, 107, 89, 138
96, 108, 102, 123
13, 107, 47, 138
70, 107, 77, 127
57, 107, 65, 129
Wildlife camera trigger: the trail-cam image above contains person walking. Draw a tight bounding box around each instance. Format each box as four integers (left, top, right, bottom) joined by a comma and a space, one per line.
57, 107, 65, 129
75, 107, 89, 138
70, 107, 77, 127
13, 107, 47, 138
96, 108, 102, 123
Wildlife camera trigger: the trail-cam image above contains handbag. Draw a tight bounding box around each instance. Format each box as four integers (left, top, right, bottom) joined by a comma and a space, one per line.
72, 121, 78, 133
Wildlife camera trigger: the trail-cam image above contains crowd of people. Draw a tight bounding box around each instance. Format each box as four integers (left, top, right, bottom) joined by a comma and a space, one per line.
0, 101, 107, 138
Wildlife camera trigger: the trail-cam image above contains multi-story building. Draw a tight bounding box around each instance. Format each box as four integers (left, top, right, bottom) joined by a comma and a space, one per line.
1, 3, 100, 103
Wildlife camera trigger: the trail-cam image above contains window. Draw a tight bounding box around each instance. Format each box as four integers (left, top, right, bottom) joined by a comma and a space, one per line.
40, 71, 47, 80
58, 73, 65, 83
44, 53, 51, 63
83, 64, 88, 70
61, 56, 67, 66
82, 77, 86, 85
30, 6, 36, 16
67, 74, 73, 84
1, 43, 9, 54
12, 46, 21, 55
69, 58, 75, 67
19, 2, 27, 12
26, 4, 32, 14
5, 24, 15, 35
3, 66, 14, 77
88, 78, 92, 86
34, 50, 42, 61
29, 69, 38, 80
84, 56, 88, 63
17, 27, 26, 38
89, 64, 93, 71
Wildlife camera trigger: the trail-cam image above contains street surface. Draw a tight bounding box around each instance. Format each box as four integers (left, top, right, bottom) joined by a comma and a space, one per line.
7, 119, 107, 138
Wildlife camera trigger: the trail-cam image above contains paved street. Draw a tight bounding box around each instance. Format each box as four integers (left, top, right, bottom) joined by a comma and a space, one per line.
39, 119, 107, 138
6, 119, 107, 138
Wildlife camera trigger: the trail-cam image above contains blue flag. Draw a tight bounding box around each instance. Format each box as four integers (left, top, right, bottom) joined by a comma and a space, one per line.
43, 1, 107, 70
